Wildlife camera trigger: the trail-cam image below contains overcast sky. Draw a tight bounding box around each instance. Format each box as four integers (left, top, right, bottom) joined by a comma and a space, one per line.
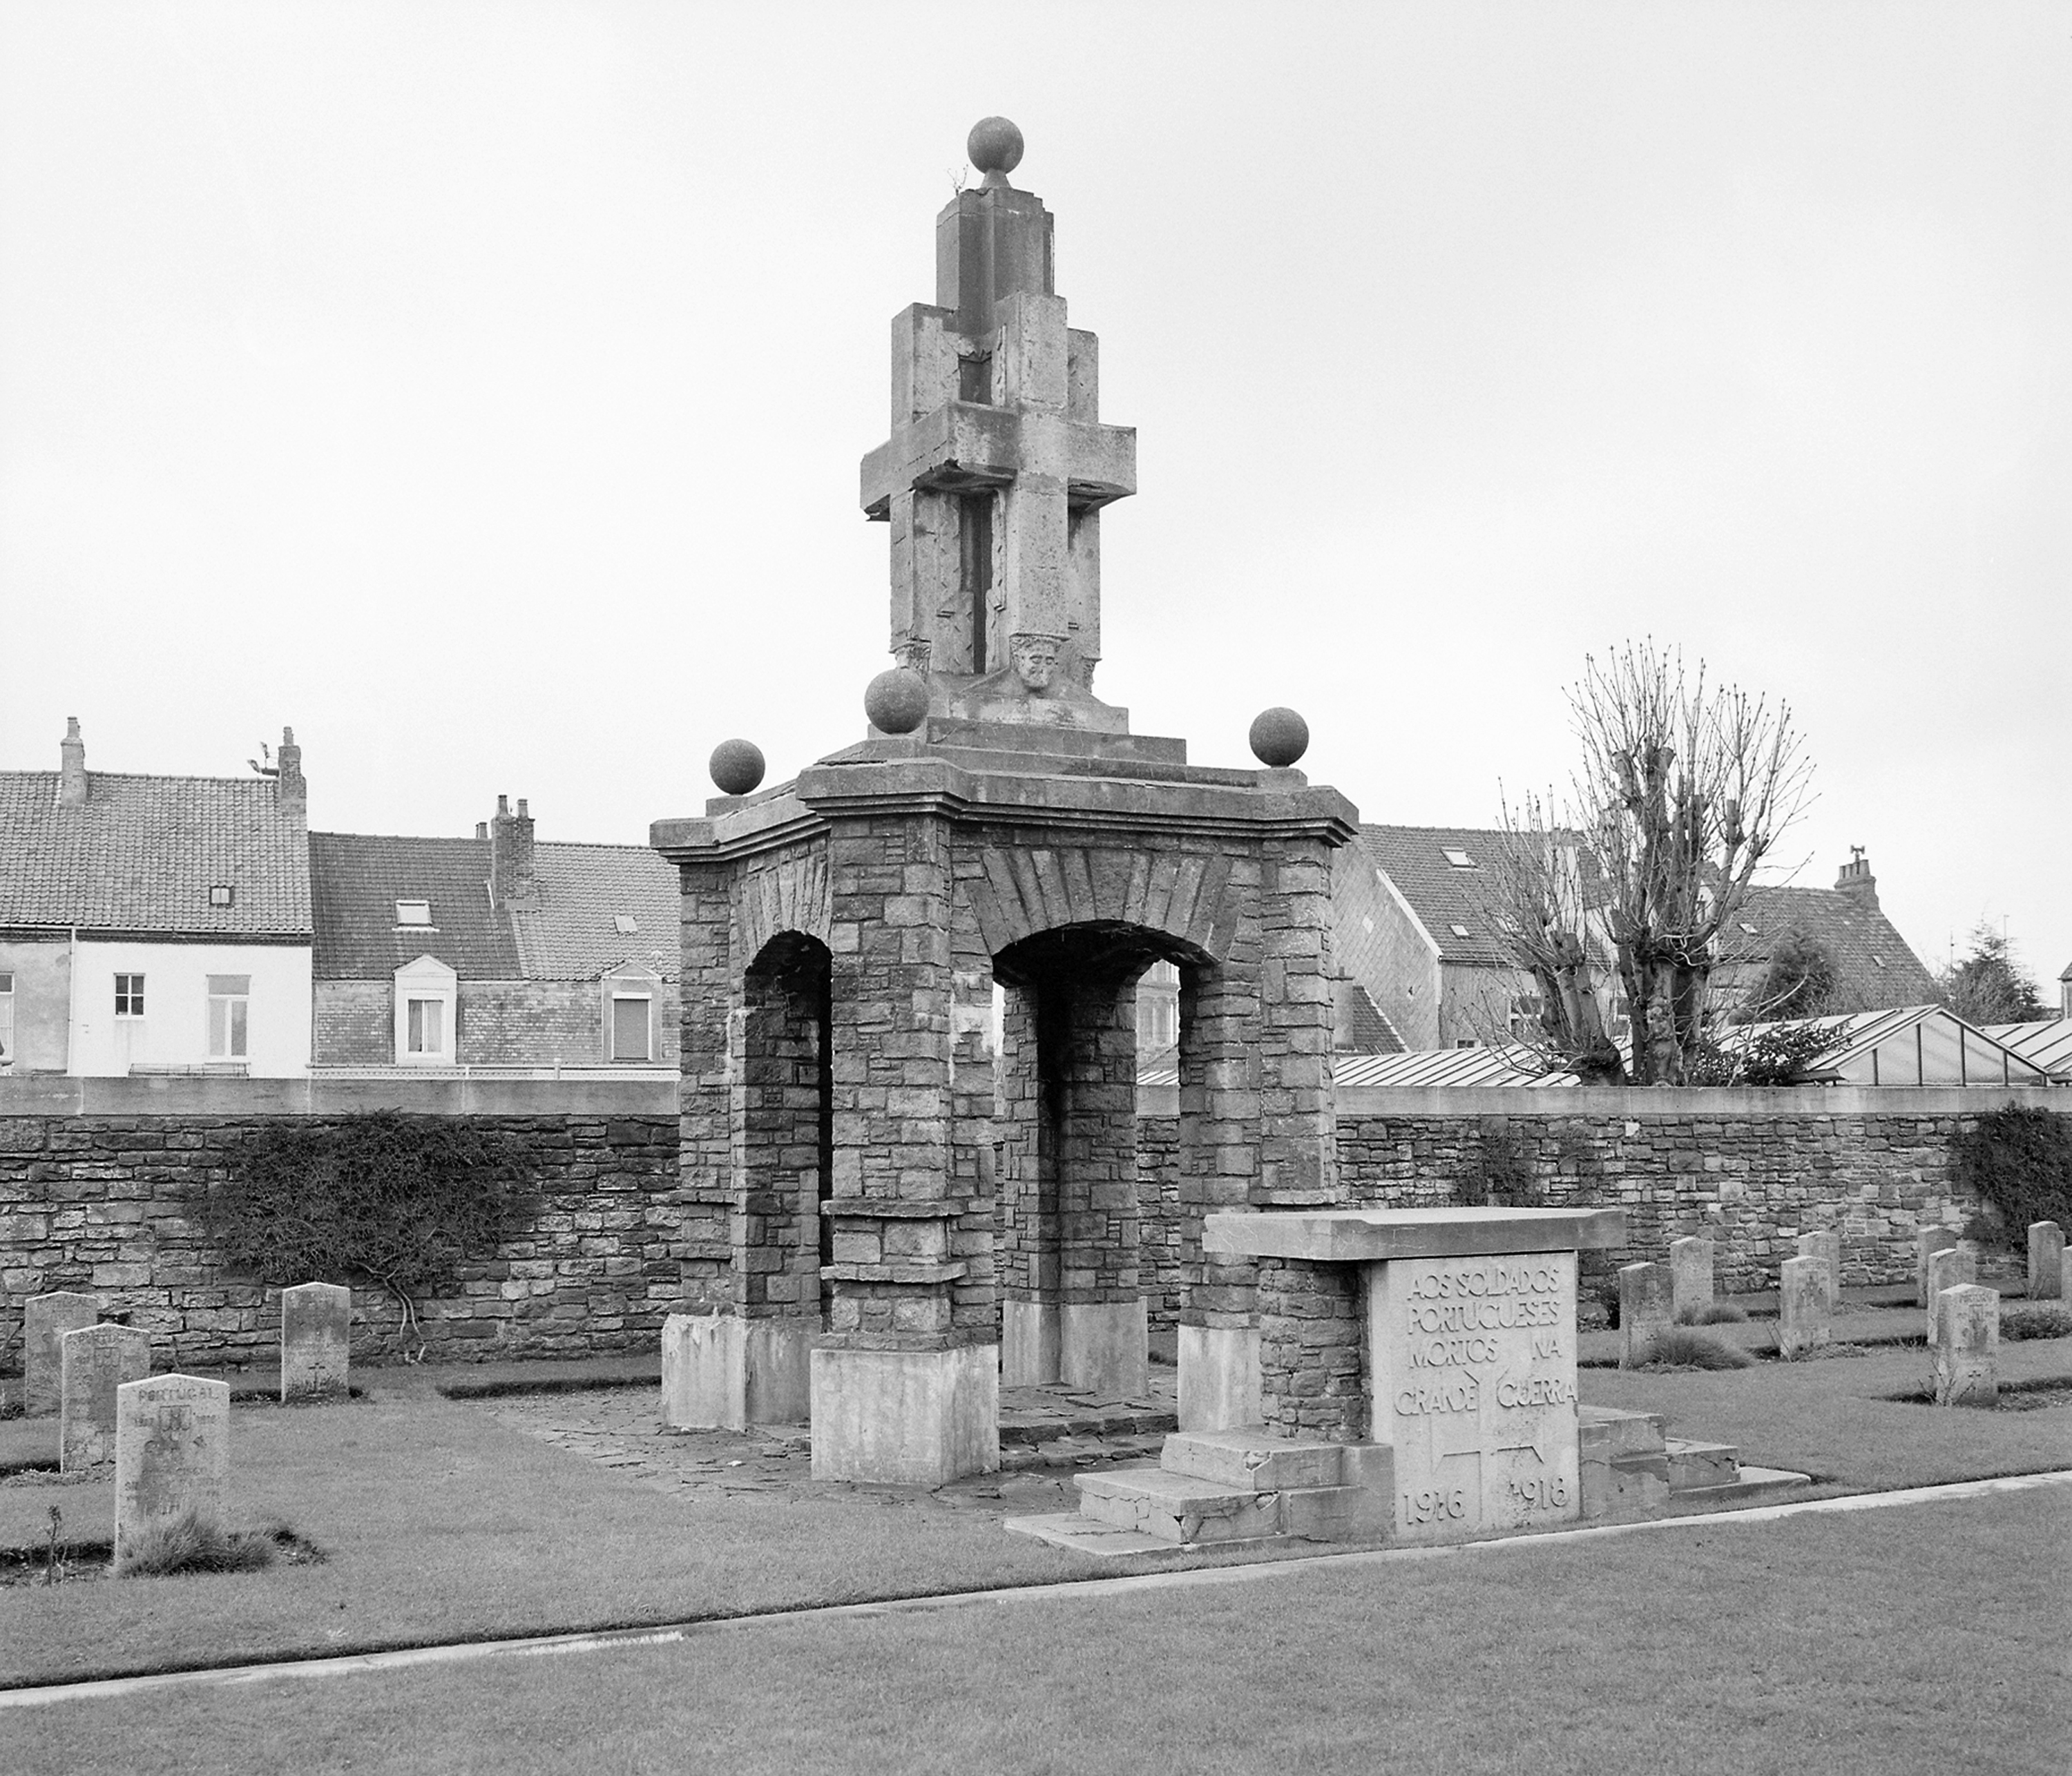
3, 2, 2066, 998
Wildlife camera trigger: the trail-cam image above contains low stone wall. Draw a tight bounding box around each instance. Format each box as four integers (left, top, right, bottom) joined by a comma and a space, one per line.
0, 1091, 680, 1373
1135, 1085, 2070, 1324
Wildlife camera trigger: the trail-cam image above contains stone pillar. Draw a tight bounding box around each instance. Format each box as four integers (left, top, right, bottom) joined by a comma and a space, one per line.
1797, 1230, 1843, 1308
1915, 1226, 1959, 1307
1177, 868, 1265, 1431
23, 1291, 99, 1417
1618, 1262, 1671, 1369
1255, 1256, 1363, 1442
59, 1324, 149, 1471
1924, 1247, 1977, 1344
1932, 1285, 1998, 1407
812, 811, 997, 1484
1777, 1255, 1831, 1360
2028, 1221, 2064, 1302
281, 1282, 352, 1403
1668, 1237, 1714, 1322
114, 1374, 231, 1573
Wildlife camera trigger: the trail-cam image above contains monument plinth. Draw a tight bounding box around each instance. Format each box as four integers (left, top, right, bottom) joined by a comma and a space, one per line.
653, 123, 1357, 1484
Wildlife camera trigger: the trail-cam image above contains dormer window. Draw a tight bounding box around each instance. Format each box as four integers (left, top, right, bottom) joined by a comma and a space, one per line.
1442, 848, 1476, 869
395, 900, 432, 928
209, 884, 235, 909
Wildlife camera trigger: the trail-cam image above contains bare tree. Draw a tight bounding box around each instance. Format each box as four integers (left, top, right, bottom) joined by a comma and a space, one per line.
1481, 644, 1814, 1085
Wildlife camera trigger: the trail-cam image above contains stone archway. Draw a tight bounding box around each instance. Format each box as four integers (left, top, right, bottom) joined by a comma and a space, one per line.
993, 920, 1211, 1397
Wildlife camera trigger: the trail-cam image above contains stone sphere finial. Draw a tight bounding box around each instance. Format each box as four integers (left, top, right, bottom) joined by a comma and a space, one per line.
967, 117, 1024, 180
865, 667, 931, 735
709, 739, 765, 797
1248, 707, 1310, 769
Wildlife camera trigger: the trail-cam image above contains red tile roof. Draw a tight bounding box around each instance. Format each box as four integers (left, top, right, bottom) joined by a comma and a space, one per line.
0, 770, 309, 937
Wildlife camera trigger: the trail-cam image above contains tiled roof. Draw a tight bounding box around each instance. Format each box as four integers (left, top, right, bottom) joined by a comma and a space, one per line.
0, 770, 309, 937
1732, 885, 1939, 1011
1357, 825, 1514, 965
310, 833, 678, 983
310, 833, 519, 979
1343, 983, 1404, 1054
512, 842, 680, 982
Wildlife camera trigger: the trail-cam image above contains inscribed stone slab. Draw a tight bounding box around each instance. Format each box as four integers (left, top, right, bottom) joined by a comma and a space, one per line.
1924, 1248, 1976, 1344
1668, 1237, 1714, 1322
1777, 1256, 1830, 1360
2028, 1222, 2064, 1302
1796, 1231, 1842, 1307
114, 1373, 231, 1572
59, 1323, 150, 1471
1932, 1285, 1997, 1407
1367, 1251, 1580, 1544
1618, 1262, 1672, 1369
281, 1282, 352, 1402
24, 1291, 101, 1416
1915, 1228, 1959, 1307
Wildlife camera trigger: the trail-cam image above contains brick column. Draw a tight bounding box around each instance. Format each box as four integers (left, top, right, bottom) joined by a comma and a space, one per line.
812, 811, 998, 1484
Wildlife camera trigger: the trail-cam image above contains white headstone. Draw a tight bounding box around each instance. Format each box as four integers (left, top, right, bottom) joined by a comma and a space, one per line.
1796, 1230, 1842, 1307
2028, 1221, 2064, 1302
1932, 1285, 1997, 1407
1777, 1255, 1831, 1360
59, 1323, 151, 1471
1668, 1237, 1714, 1322
281, 1282, 352, 1403
1924, 1246, 1977, 1344
1915, 1227, 1958, 1307
1618, 1262, 1672, 1369
114, 1373, 231, 1573
23, 1291, 101, 1416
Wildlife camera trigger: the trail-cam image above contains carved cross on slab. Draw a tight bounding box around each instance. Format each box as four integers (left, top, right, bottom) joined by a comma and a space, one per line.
859, 150, 1135, 686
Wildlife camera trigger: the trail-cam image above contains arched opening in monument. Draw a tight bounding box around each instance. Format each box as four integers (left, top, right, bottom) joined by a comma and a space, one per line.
741, 932, 835, 1344
992, 920, 1209, 1396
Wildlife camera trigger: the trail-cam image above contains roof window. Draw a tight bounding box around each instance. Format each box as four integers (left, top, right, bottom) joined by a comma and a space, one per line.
614, 914, 639, 935
209, 885, 235, 909
1738, 920, 1758, 936
1450, 923, 1471, 938
1441, 848, 1476, 869
1871, 954, 1886, 968
395, 900, 433, 927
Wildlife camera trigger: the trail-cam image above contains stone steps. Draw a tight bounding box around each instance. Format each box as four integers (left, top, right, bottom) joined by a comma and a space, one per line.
1580, 1405, 1809, 1517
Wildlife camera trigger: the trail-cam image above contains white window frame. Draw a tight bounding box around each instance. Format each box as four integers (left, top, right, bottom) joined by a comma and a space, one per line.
608, 991, 653, 1062
205, 974, 251, 1061
113, 973, 146, 1019
393, 956, 458, 1065
0, 970, 14, 1068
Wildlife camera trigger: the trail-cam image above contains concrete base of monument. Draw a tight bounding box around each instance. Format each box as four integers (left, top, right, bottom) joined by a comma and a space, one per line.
1176, 1324, 1260, 1431
809, 1342, 999, 1486
1002, 1300, 1149, 1396
660, 1313, 814, 1431
1004, 1425, 1394, 1556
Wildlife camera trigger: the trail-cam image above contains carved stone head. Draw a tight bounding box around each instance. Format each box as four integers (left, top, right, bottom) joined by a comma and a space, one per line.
1010, 633, 1063, 695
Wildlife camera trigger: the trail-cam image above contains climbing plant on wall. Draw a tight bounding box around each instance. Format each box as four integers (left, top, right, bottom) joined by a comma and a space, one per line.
186, 1112, 538, 1357
1954, 1105, 2072, 1247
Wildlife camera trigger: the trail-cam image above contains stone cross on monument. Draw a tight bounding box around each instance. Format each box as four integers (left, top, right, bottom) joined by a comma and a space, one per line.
860, 117, 1136, 722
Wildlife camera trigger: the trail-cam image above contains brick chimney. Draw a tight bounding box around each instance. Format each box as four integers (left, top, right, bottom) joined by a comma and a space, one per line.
57, 717, 87, 808
488, 794, 539, 910
274, 726, 305, 817
1833, 847, 1879, 913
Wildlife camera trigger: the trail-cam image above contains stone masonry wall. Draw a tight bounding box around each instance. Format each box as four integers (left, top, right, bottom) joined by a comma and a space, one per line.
1256, 1254, 1365, 1442
0, 1112, 680, 1372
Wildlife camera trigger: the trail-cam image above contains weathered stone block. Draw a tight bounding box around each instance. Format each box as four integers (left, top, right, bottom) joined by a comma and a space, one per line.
1924, 1247, 1977, 1344
1915, 1226, 1959, 1306
24, 1291, 102, 1416
1669, 1236, 1714, 1321
1618, 1262, 1671, 1369
1932, 1284, 1997, 1406
60, 1323, 150, 1471
2028, 1221, 2064, 1302
114, 1373, 231, 1573
1777, 1255, 1830, 1360
281, 1282, 352, 1403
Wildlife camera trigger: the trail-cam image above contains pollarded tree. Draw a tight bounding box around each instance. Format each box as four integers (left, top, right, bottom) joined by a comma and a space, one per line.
1481, 644, 1814, 1085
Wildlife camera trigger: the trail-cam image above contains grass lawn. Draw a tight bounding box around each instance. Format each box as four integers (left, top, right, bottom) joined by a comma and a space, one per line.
3, 1485, 2066, 1775
3, 1330, 2066, 1690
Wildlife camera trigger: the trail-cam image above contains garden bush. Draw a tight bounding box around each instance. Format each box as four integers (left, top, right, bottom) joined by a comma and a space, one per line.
2001, 1302, 2072, 1342
1638, 1329, 1756, 1371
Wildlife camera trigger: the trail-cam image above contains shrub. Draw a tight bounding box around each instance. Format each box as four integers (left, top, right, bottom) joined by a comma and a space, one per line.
1953, 1106, 2072, 1250
1637, 1329, 1756, 1371
121, 1512, 276, 1579
1459, 1124, 1541, 1208
2001, 1302, 2072, 1342
184, 1112, 538, 1355
1676, 1301, 1748, 1326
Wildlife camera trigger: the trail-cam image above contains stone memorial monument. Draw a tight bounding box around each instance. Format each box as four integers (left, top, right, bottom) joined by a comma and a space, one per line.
1668, 1236, 1714, 1321
1932, 1285, 1998, 1407
652, 121, 1357, 1484
23, 1291, 100, 1416
59, 1322, 150, 1471
281, 1282, 352, 1403
114, 1373, 231, 1573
